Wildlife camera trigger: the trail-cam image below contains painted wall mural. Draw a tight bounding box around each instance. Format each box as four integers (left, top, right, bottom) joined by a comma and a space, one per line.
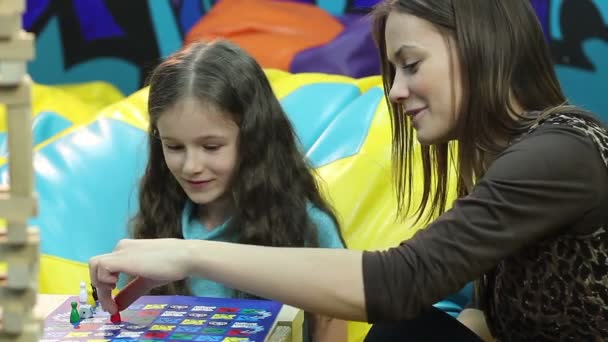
23, 0, 608, 120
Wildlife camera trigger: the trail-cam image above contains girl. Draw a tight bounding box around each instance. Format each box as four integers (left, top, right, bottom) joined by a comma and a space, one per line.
121, 40, 347, 341
91, 1, 608, 341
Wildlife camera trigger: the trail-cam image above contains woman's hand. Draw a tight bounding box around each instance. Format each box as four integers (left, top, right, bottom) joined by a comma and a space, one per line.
89, 238, 193, 313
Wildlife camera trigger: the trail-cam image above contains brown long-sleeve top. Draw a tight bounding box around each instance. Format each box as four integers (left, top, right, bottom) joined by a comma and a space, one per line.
362, 113, 608, 340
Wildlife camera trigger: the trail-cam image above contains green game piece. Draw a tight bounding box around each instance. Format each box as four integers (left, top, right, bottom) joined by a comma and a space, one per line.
70, 301, 81, 323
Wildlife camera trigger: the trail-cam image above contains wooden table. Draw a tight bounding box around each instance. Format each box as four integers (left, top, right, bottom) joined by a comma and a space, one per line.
35, 294, 304, 342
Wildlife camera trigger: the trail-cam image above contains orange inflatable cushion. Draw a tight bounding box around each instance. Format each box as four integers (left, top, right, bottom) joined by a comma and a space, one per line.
184, 0, 344, 71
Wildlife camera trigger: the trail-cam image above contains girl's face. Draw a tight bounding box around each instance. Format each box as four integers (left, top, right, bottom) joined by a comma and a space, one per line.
384, 11, 462, 145
157, 97, 239, 211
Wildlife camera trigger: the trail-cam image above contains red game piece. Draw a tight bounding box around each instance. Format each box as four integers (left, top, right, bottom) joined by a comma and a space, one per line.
110, 312, 121, 323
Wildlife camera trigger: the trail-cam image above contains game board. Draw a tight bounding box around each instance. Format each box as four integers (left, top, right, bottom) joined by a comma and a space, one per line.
41, 295, 283, 342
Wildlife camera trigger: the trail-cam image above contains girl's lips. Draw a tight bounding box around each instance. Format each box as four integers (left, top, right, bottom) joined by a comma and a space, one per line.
187, 180, 211, 184
185, 179, 214, 189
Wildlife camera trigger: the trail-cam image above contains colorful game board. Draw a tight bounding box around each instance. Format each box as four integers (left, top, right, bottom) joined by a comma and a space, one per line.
41, 295, 283, 342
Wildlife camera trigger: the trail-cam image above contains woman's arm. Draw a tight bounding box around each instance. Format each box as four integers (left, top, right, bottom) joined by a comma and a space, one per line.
186, 241, 367, 320
90, 239, 368, 321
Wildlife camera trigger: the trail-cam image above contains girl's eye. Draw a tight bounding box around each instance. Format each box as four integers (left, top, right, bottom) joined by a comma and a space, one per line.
204, 145, 220, 151
403, 61, 420, 73
164, 144, 183, 151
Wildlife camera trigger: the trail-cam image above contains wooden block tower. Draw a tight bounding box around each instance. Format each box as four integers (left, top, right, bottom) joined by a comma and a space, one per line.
0, 0, 41, 340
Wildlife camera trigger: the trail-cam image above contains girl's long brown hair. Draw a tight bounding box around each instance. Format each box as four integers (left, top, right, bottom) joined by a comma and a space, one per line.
131, 40, 344, 297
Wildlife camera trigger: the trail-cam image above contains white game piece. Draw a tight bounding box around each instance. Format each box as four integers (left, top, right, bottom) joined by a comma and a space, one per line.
79, 304, 93, 319
79, 281, 88, 304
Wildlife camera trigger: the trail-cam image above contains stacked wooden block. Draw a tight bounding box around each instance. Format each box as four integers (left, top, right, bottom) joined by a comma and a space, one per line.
0, 0, 40, 340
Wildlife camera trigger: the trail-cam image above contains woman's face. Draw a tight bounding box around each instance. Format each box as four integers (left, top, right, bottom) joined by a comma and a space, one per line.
384, 11, 462, 145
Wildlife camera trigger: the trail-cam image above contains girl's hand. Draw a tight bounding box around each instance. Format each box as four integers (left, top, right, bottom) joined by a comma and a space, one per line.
88, 238, 192, 313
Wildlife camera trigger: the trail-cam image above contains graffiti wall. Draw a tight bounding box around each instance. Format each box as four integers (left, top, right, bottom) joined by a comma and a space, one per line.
23, 0, 608, 120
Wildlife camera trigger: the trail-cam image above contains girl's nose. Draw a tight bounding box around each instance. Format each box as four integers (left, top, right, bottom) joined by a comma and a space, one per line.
182, 150, 205, 174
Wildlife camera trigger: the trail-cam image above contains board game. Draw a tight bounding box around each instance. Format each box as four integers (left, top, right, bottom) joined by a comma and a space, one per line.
41, 295, 283, 342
